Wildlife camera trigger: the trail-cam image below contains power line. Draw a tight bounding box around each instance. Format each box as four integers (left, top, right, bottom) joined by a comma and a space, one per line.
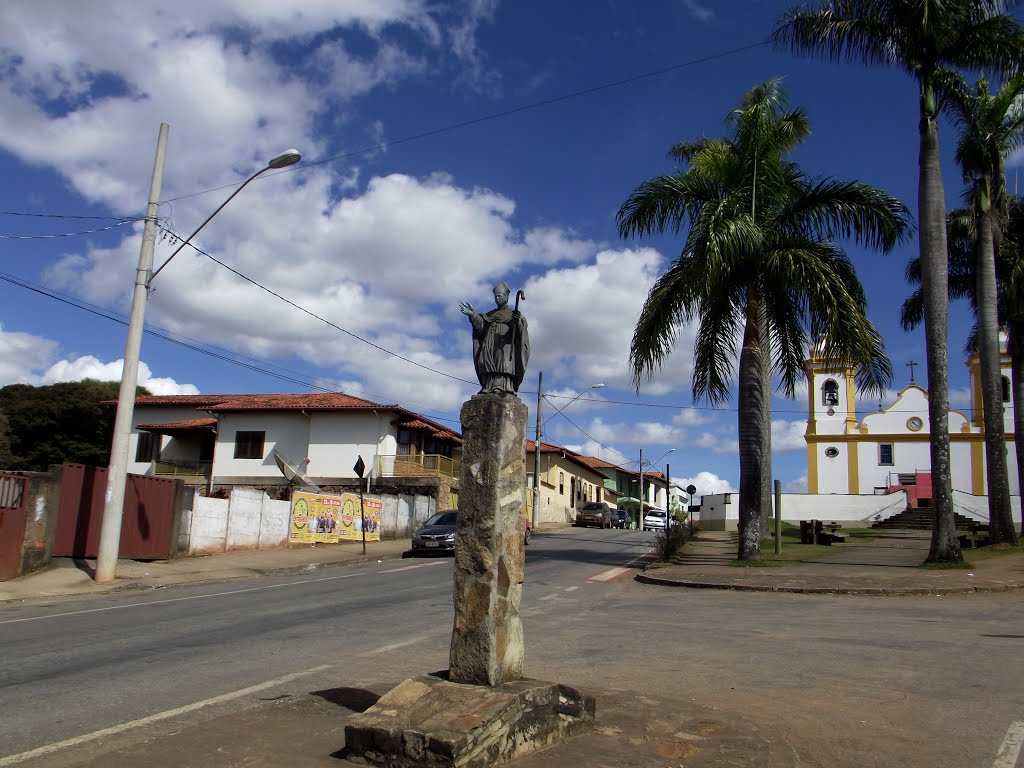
0, 271, 464, 427
0, 219, 137, 239
161, 40, 771, 204
165, 230, 478, 388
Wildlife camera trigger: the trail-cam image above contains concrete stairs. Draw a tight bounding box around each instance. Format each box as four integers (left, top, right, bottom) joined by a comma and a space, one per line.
871, 508, 977, 531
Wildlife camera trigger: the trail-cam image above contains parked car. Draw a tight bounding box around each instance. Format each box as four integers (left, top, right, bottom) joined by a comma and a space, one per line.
576, 501, 614, 528
411, 510, 531, 555
642, 509, 668, 531
611, 509, 631, 529
411, 509, 458, 554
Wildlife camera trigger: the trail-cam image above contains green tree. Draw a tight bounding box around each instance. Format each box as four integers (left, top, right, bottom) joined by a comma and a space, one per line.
0, 411, 13, 468
772, 0, 1024, 562
0, 380, 150, 471
1002, 196, 1024, 537
950, 75, 1024, 544
617, 79, 908, 560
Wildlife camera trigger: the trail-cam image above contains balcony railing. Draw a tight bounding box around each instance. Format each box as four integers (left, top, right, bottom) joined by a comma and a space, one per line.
152, 459, 212, 480
375, 454, 460, 480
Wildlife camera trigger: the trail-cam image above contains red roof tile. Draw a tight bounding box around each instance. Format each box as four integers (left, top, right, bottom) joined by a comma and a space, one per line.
137, 418, 217, 432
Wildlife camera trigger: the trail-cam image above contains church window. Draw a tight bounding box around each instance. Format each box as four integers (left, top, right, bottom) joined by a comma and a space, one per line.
822, 379, 840, 406
879, 443, 894, 466
1002, 376, 1011, 403
824, 446, 839, 458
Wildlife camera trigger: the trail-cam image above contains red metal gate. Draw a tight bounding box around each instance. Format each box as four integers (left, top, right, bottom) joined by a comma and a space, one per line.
54, 463, 178, 560
0, 473, 28, 580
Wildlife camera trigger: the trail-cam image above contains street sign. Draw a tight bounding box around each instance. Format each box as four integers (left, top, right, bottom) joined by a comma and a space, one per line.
353, 456, 366, 478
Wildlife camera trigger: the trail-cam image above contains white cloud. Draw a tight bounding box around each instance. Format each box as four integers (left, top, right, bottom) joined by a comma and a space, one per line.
677, 471, 735, 502
682, 0, 715, 23
672, 408, 718, 427
771, 419, 808, 451
0, 326, 197, 395
0, 325, 58, 385
783, 474, 808, 493
40, 357, 200, 396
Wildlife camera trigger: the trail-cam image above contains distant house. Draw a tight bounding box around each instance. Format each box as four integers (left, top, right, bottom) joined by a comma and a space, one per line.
576, 455, 671, 518
526, 441, 611, 525
120, 393, 461, 506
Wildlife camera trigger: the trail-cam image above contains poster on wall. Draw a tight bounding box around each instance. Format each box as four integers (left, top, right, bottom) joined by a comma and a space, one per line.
289, 491, 383, 543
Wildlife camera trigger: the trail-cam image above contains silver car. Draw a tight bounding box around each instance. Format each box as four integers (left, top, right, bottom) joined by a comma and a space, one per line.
642, 509, 668, 530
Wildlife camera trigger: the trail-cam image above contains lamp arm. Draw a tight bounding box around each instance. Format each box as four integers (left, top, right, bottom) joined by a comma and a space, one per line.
148, 165, 270, 286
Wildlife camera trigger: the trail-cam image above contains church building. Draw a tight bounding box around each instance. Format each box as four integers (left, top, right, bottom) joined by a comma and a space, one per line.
804, 342, 1018, 505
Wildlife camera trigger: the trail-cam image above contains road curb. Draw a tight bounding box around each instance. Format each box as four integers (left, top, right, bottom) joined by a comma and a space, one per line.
634, 572, 1022, 596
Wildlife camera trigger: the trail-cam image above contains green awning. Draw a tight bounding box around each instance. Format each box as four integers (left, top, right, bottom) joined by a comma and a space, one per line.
616, 497, 641, 505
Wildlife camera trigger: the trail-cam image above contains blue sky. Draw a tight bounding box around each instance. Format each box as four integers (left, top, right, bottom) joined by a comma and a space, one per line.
0, 1, 1004, 499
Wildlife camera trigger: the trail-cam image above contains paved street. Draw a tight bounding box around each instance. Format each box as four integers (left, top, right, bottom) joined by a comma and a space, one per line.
2, 527, 1024, 767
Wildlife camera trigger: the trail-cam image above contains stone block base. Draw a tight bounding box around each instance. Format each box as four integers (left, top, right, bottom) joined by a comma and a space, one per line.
342, 673, 595, 767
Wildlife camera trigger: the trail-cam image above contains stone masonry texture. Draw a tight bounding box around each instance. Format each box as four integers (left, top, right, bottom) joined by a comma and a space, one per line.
450, 394, 528, 686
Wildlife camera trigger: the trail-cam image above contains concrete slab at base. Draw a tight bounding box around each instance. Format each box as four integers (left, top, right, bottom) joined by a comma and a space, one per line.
342, 673, 595, 767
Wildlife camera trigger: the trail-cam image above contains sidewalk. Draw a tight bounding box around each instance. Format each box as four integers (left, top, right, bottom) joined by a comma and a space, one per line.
0, 536, 414, 604
638, 529, 1024, 594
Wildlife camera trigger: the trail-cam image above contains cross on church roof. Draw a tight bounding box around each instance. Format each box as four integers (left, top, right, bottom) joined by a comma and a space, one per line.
906, 360, 918, 383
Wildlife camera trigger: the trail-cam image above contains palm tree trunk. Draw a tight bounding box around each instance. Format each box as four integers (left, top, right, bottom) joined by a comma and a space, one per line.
919, 108, 963, 563
759, 299, 774, 536
1010, 321, 1024, 539
976, 210, 1017, 544
737, 292, 766, 561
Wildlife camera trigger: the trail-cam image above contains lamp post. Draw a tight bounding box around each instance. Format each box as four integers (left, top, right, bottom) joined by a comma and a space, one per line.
531, 378, 603, 527
94, 127, 301, 583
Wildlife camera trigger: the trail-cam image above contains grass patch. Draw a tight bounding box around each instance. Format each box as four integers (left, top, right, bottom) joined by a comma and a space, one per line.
957, 542, 1024, 562
761, 543, 836, 562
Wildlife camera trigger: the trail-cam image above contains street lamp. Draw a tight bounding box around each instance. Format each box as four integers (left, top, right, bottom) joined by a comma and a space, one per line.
95, 124, 300, 583
531, 378, 603, 527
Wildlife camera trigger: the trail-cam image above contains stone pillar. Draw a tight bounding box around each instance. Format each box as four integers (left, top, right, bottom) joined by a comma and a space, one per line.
450, 394, 527, 686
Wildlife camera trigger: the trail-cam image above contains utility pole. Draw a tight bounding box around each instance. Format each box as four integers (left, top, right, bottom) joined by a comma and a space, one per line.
666, 463, 671, 524
96, 123, 169, 584
638, 447, 643, 531
533, 370, 542, 528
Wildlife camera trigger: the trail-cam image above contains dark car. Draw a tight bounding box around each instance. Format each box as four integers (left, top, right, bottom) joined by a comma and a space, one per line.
611, 509, 631, 529
411, 510, 531, 555
576, 501, 614, 528
411, 509, 458, 554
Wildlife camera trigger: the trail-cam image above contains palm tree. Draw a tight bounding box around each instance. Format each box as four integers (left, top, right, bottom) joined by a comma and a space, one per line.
950, 75, 1024, 544
772, 0, 1024, 562
617, 79, 909, 560
1002, 196, 1024, 537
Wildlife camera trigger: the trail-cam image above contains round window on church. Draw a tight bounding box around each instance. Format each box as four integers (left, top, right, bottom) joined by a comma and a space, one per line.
824, 447, 839, 458
907, 416, 923, 432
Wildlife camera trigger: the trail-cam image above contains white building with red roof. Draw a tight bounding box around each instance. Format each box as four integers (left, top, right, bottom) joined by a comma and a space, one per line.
123, 392, 461, 505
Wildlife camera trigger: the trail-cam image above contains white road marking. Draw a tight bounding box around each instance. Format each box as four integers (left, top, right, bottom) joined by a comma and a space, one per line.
588, 566, 630, 582
994, 721, 1024, 768
364, 632, 444, 655
563, 585, 579, 592
0, 560, 447, 626
539, 593, 559, 601
0, 665, 334, 767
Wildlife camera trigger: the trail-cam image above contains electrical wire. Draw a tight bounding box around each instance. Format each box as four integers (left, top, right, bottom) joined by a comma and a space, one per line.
0, 219, 137, 239
162, 40, 771, 204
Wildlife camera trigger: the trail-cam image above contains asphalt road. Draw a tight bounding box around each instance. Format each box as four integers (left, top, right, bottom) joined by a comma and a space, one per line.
3, 527, 1024, 768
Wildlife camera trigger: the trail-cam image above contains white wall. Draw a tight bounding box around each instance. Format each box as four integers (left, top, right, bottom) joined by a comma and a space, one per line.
696, 491, 913, 531
308, 411, 391, 480
213, 412, 309, 478
178, 488, 437, 554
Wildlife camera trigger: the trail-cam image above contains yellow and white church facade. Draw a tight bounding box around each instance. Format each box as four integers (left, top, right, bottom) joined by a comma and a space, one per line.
805, 344, 1018, 500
